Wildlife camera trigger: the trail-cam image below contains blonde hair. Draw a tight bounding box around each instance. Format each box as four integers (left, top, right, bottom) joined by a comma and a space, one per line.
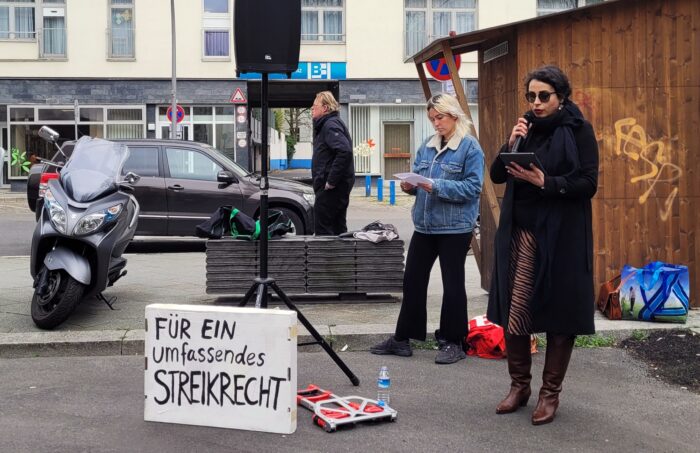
315, 91, 340, 113
426, 93, 472, 138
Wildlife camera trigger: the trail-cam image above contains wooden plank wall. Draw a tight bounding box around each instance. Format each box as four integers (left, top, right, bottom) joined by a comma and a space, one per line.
478, 0, 699, 306
477, 34, 519, 291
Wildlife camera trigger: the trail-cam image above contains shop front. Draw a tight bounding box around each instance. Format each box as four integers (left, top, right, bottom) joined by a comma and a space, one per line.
154, 105, 239, 162
4, 104, 145, 185
0, 78, 249, 191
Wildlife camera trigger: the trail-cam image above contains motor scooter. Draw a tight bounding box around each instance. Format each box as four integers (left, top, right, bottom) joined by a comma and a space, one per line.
30, 126, 140, 329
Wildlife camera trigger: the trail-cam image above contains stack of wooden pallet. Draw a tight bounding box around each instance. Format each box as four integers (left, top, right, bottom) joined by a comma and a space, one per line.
205, 236, 405, 296
205, 237, 307, 295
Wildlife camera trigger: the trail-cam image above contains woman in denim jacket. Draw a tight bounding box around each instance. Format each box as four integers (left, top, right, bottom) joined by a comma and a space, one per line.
371, 94, 484, 364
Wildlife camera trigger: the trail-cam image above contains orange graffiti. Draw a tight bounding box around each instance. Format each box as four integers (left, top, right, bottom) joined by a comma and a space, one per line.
614, 118, 681, 221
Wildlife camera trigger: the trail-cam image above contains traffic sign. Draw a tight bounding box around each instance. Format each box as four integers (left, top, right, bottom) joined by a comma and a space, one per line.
230, 88, 247, 104
166, 105, 185, 124
425, 54, 461, 81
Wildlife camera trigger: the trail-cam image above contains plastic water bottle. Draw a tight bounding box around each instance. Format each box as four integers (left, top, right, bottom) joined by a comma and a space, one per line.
377, 366, 390, 407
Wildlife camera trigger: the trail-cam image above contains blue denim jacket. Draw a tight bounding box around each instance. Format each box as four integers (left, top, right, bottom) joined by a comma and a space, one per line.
410, 133, 484, 234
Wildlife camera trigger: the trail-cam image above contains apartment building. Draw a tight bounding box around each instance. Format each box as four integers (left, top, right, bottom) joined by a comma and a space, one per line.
0, 0, 605, 189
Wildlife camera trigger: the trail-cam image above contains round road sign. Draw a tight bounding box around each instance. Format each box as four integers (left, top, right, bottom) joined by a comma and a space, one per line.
425, 55, 461, 81
166, 105, 185, 124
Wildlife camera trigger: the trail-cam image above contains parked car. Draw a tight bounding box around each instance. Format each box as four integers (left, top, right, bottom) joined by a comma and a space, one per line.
27, 139, 315, 236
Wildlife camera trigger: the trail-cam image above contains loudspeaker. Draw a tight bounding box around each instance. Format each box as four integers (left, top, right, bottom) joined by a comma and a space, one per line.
234, 0, 301, 75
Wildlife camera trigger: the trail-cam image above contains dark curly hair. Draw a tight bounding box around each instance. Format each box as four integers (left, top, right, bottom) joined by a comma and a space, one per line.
524, 65, 572, 100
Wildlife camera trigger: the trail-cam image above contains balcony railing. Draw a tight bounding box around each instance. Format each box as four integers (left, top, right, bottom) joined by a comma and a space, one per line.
300, 33, 345, 42
0, 30, 37, 40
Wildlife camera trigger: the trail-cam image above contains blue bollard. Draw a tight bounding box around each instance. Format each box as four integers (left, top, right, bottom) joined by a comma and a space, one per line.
365, 175, 371, 197
377, 177, 383, 202
389, 180, 396, 205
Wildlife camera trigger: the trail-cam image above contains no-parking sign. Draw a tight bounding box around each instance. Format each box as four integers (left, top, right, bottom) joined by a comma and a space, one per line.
166, 105, 185, 124
425, 55, 461, 81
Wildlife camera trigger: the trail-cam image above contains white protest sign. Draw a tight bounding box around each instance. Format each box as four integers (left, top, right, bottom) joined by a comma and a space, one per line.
144, 304, 297, 434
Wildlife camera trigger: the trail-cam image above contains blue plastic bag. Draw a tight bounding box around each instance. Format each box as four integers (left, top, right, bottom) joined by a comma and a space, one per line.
619, 261, 689, 323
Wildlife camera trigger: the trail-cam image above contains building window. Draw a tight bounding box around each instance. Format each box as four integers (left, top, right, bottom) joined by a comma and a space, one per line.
41, 0, 66, 57
204, 29, 229, 57
0, 0, 36, 40
7, 105, 145, 179
202, 0, 229, 58
106, 107, 143, 138
404, 0, 477, 58
301, 0, 344, 42
157, 105, 237, 161
203, 0, 227, 14
536, 0, 604, 16
108, 0, 134, 58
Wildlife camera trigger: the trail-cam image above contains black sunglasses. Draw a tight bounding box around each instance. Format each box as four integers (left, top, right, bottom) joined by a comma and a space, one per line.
525, 91, 557, 103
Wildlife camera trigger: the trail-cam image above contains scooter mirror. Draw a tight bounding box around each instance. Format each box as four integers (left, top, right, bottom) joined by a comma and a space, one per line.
38, 126, 60, 143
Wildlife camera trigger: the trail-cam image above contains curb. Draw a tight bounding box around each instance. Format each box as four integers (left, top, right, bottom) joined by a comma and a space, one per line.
2, 324, 696, 359
0, 330, 391, 359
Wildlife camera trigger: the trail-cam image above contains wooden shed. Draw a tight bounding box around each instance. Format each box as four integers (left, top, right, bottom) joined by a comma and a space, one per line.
412, 0, 699, 306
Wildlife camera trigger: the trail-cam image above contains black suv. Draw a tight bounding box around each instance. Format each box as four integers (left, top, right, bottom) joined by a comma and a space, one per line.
27, 139, 315, 236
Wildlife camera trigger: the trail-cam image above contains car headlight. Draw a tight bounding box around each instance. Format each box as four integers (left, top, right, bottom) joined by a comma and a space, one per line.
302, 192, 315, 205
73, 203, 123, 236
44, 189, 67, 234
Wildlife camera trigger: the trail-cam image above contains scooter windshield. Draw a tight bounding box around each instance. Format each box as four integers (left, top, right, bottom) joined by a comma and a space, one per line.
60, 136, 130, 203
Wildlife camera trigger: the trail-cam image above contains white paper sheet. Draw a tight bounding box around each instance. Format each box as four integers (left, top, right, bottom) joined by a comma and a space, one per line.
393, 172, 433, 186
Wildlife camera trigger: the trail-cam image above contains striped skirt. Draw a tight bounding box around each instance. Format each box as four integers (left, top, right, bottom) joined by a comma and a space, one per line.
507, 226, 537, 335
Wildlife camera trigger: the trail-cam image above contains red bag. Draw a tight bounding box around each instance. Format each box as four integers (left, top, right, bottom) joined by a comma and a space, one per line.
466, 315, 506, 359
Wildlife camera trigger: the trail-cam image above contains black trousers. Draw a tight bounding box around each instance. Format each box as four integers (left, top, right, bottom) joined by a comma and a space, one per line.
314, 184, 351, 235
395, 231, 472, 344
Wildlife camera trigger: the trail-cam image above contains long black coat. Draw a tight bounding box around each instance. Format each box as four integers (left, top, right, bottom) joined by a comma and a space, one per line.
311, 112, 354, 193
486, 106, 599, 335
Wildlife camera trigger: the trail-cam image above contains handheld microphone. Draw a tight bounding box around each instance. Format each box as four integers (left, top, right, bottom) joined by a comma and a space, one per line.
511, 111, 534, 153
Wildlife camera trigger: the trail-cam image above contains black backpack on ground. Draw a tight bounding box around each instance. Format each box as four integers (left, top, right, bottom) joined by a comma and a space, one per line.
195, 206, 293, 240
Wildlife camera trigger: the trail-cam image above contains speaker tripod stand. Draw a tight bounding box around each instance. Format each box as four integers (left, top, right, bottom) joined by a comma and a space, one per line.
238, 73, 359, 386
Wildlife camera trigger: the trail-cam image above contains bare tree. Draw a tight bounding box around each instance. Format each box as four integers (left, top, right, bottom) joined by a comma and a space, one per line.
274, 107, 311, 162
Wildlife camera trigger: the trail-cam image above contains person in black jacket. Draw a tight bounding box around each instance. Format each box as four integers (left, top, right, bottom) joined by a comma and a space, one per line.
311, 91, 355, 235
487, 65, 599, 425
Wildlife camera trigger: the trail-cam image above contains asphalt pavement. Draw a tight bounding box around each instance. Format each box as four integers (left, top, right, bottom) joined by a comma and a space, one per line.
1, 186, 699, 452
1, 350, 699, 453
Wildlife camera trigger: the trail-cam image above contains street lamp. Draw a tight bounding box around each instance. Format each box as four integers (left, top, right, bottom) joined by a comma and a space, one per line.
170, 0, 177, 139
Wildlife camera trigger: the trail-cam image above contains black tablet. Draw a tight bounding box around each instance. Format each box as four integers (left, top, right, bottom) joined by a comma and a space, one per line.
499, 152, 545, 173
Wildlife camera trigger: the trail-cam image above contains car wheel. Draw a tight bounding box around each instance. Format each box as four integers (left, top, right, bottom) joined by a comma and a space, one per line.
273, 207, 304, 236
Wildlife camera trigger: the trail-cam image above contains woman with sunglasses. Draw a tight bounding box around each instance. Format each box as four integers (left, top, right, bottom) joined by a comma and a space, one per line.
487, 65, 599, 425
371, 93, 484, 365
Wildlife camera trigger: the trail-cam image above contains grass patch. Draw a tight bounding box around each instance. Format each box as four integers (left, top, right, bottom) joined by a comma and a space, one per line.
324, 324, 337, 346
411, 338, 439, 350
536, 334, 546, 348
630, 329, 649, 341
574, 334, 615, 348
535, 334, 616, 349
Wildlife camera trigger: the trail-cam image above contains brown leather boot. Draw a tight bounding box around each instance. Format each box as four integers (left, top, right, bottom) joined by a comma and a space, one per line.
531, 333, 575, 425
496, 333, 532, 414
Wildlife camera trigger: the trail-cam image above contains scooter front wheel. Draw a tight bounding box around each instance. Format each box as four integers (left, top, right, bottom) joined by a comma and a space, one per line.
31, 268, 85, 329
